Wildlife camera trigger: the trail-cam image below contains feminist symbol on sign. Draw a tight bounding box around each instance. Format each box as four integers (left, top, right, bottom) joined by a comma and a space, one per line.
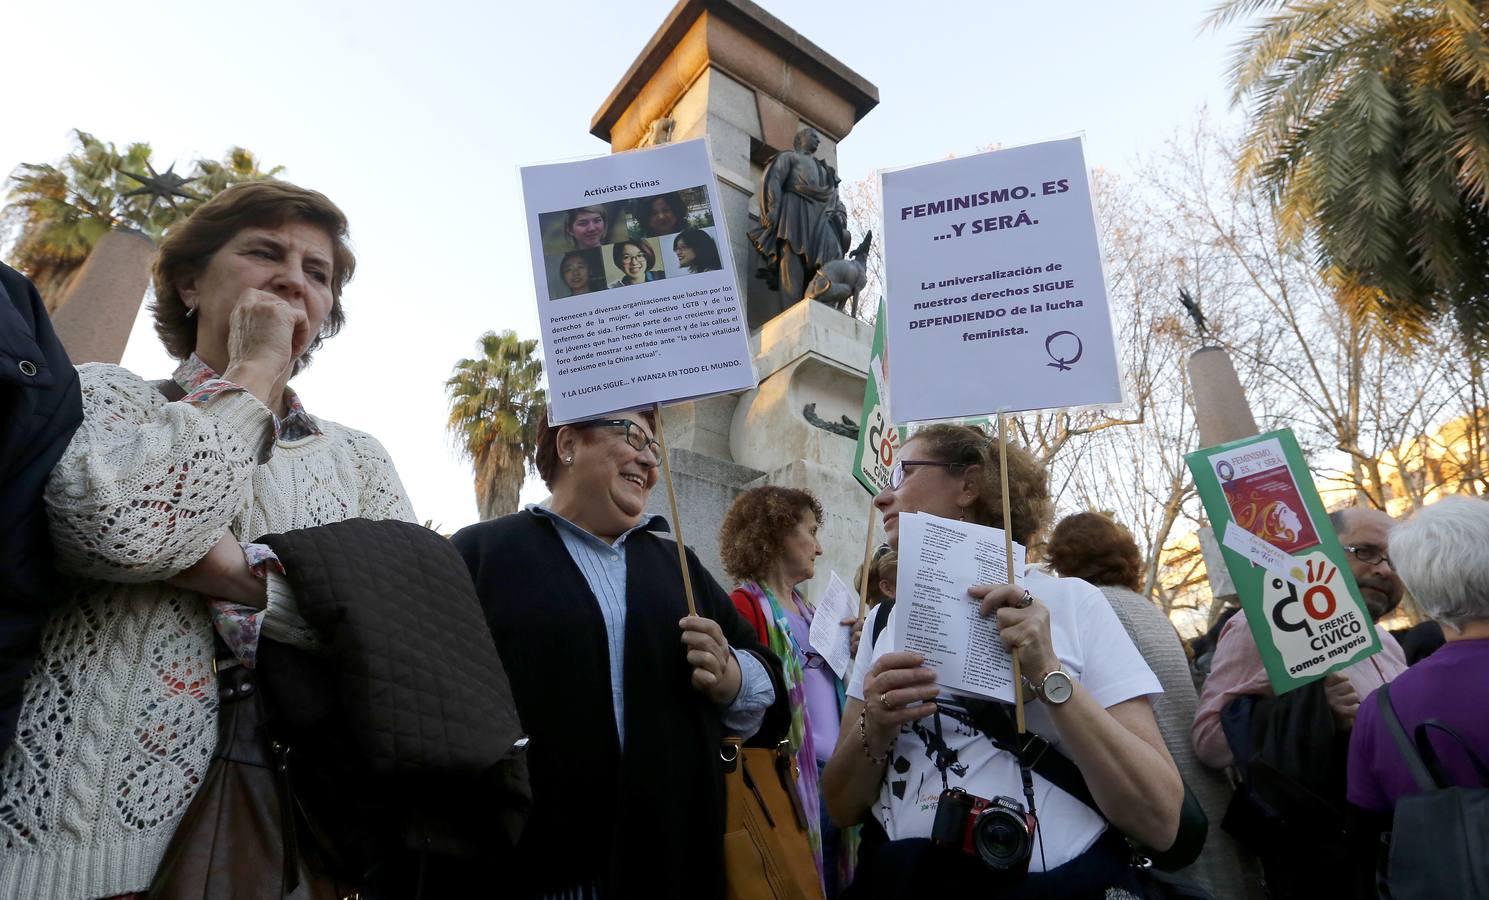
1045, 331, 1083, 371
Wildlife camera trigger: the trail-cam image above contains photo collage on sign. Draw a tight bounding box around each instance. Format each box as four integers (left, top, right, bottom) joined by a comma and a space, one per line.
537, 186, 720, 300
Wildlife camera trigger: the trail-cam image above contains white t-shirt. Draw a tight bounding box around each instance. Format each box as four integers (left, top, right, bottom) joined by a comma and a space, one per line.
847, 567, 1161, 871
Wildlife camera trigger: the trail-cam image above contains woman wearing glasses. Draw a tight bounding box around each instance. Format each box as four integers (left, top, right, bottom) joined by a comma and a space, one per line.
609, 239, 665, 288
821, 424, 1183, 898
451, 411, 788, 899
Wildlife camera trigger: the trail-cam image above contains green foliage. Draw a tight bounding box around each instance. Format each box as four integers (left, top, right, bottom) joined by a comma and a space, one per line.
1213, 0, 1489, 341
446, 331, 547, 520
2, 129, 283, 306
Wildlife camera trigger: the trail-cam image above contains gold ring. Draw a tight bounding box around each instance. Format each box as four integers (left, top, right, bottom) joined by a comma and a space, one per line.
879, 692, 893, 710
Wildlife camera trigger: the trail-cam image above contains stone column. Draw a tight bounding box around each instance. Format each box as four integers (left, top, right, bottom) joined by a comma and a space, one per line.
50, 229, 156, 365
1188, 345, 1260, 616
1189, 346, 1258, 448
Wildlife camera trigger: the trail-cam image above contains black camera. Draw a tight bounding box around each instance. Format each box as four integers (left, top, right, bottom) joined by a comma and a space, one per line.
930, 787, 1036, 873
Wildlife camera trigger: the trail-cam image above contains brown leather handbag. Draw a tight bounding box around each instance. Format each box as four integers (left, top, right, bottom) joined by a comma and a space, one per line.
722, 737, 824, 900
148, 649, 349, 900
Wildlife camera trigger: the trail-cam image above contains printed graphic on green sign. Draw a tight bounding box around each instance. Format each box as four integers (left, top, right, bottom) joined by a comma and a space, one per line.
1185, 428, 1381, 694
854, 299, 898, 495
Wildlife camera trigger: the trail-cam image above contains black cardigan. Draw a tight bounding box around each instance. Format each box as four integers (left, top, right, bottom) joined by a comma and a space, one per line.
452, 510, 789, 898
0, 263, 81, 751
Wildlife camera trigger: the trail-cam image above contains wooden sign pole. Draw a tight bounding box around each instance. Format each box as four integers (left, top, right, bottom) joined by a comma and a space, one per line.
998, 413, 1027, 735
654, 401, 697, 617
856, 505, 879, 623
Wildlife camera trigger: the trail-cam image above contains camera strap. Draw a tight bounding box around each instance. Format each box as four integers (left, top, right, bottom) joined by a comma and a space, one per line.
962, 699, 1100, 815
930, 711, 956, 793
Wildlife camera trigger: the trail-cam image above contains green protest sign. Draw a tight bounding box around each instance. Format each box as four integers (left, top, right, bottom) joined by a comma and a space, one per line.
1185, 428, 1381, 694
854, 299, 899, 495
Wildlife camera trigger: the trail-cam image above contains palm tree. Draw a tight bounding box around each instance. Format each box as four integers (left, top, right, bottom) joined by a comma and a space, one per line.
1213, 0, 1489, 339
3, 130, 283, 308
446, 331, 547, 520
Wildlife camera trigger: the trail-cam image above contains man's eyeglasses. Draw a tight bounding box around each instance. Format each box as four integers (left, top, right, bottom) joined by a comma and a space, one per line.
1343, 544, 1394, 570
577, 419, 661, 457
888, 459, 969, 490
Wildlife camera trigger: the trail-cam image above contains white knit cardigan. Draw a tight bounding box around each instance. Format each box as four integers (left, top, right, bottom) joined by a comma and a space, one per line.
0, 363, 416, 899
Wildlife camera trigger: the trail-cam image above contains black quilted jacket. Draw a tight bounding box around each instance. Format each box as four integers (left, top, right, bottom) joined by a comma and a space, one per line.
257, 517, 530, 889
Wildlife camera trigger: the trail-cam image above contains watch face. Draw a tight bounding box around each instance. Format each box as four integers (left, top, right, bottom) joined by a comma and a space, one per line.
1043, 671, 1074, 704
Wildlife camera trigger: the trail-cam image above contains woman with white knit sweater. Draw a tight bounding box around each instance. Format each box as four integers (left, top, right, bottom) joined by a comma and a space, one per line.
0, 182, 416, 899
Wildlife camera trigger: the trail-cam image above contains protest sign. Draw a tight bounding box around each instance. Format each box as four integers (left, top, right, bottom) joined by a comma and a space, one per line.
853, 298, 899, 495
892, 512, 1027, 702
521, 138, 755, 424
1186, 429, 1381, 694
881, 136, 1123, 423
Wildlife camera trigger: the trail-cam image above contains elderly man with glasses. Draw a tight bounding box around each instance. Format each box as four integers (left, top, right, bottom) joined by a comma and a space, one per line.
1190, 506, 1409, 899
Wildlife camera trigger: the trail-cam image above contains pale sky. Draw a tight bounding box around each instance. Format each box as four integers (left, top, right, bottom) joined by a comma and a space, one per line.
3, 0, 1242, 532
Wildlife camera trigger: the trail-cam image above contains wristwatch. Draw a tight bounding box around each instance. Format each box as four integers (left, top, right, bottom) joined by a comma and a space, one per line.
1026, 668, 1074, 705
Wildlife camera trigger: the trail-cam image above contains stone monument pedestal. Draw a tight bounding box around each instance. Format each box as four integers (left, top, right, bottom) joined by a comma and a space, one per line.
645, 299, 882, 596
609, 0, 883, 598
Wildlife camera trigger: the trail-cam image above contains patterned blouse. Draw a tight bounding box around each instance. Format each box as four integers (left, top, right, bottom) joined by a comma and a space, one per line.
175, 354, 320, 669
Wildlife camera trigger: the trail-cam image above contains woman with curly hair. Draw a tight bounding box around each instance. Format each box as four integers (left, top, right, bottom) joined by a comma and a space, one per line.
1046, 512, 1251, 898
721, 485, 856, 897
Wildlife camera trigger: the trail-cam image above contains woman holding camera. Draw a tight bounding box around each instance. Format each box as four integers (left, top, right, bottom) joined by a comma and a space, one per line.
821, 425, 1182, 898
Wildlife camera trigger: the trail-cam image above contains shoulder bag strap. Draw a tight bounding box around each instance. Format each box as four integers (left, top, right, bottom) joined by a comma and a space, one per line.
869, 599, 895, 648
1375, 682, 1439, 792
1413, 719, 1489, 789
963, 699, 1097, 809
152, 377, 187, 402
964, 697, 1210, 871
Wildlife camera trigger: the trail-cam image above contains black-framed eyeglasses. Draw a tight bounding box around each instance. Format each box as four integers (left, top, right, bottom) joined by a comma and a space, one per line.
1343, 544, 1394, 571
576, 418, 661, 457
888, 459, 969, 490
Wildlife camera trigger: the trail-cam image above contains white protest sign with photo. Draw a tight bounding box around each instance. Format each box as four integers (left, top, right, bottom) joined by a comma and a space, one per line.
520, 138, 755, 423
881, 136, 1122, 423
892, 512, 1027, 702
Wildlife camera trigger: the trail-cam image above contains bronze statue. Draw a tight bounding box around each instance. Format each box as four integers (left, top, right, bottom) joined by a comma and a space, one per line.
748, 127, 850, 316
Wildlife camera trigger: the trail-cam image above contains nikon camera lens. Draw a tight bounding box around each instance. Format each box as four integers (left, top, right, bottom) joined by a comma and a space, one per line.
972, 803, 1033, 873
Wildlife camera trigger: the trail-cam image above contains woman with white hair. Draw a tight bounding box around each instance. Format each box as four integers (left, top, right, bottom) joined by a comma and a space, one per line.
1346, 495, 1489, 814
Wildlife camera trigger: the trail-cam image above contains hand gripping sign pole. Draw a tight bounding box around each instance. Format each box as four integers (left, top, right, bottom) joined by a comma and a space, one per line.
654, 401, 697, 617
520, 139, 758, 618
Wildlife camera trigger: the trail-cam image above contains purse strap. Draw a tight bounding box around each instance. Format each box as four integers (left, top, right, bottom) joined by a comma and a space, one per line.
1413, 719, 1489, 789
1377, 682, 1439, 792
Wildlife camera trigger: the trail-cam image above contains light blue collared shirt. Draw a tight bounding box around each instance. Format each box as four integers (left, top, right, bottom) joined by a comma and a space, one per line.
530, 506, 774, 747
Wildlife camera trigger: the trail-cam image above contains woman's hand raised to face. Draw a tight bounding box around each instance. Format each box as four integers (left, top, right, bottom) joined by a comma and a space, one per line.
968, 584, 1060, 681
680, 615, 743, 705
223, 288, 308, 408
